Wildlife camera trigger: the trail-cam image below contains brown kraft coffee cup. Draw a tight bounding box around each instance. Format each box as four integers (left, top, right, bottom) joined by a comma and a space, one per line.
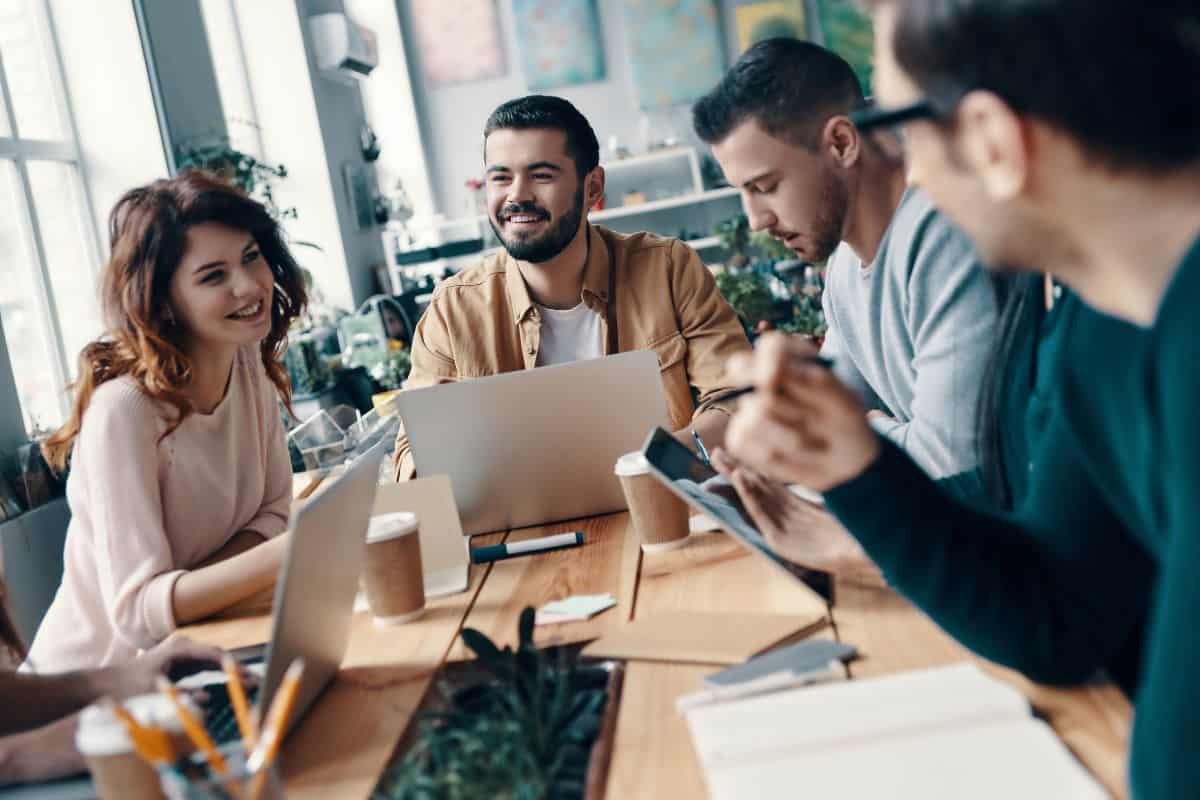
615, 451, 690, 552
363, 512, 426, 625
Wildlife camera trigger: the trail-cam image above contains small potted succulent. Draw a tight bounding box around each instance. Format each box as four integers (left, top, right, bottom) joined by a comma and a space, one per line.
377, 608, 622, 800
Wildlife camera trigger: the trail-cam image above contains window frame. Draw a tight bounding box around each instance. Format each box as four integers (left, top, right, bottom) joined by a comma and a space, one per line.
0, 0, 104, 431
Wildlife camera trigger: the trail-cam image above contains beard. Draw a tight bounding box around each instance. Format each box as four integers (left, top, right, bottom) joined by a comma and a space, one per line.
808, 175, 849, 264
490, 186, 585, 263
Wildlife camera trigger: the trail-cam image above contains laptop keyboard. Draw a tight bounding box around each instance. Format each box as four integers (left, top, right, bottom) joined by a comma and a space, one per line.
202, 681, 261, 746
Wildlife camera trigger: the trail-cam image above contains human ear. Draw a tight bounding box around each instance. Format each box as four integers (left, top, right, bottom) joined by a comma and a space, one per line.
585, 167, 606, 208
955, 91, 1029, 200
824, 116, 861, 169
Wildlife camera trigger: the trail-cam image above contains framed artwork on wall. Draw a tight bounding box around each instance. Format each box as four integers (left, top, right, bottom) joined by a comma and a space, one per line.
815, 0, 873, 92
620, 0, 725, 110
411, 0, 506, 86
514, 0, 606, 92
735, 0, 808, 52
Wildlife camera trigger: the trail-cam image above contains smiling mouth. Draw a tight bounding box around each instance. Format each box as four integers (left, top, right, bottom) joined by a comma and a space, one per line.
504, 214, 548, 225
227, 300, 264, 320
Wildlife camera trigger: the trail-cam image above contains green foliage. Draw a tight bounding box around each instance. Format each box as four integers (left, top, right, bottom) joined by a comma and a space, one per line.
715, 214, 750, 267
749, 230, 794, 264
715, 269, 778, 329
372, 349, 412, 391
376, 608, 609, 800
175, 139, 296, 222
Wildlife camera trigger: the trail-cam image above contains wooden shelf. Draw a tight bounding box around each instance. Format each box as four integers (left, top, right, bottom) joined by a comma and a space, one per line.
590, 187, 740, 222
683, 235, 722, 250
601, 147, 693, 172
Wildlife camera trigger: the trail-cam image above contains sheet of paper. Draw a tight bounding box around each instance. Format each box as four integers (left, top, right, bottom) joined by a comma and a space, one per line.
535, 593, 617, 625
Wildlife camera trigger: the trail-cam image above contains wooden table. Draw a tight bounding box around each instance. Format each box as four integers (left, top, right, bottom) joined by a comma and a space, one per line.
183, 510, 1132, 799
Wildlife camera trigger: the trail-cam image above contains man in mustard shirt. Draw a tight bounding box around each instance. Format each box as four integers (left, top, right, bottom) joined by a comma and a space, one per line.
393, 95, 751, 480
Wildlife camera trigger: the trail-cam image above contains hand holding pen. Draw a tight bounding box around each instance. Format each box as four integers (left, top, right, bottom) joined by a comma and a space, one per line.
691, 355, 834, 470
724, 333, 879, 491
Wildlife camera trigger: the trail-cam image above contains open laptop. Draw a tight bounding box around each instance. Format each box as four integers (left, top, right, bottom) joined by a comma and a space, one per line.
220, 440, 386, 732
396, 351, 668, 535
0, 444, 386, 800
641, 427, 833, 601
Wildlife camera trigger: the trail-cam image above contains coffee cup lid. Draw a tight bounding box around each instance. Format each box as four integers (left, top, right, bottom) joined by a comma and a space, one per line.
367, 511, 419, 544
614, 451, 650, 476
75, 692, 192, 757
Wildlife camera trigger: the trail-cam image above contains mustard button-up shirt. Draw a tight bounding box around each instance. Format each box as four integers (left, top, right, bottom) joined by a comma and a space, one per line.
393, 225, 751, 480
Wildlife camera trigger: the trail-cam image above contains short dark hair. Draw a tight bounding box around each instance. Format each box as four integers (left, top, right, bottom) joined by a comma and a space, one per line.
881, 0, 1200, 171
483, 95, 600, 177
692, 38, 865, 149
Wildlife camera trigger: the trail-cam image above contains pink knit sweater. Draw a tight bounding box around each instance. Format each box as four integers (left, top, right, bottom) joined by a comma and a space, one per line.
26, 346, 291, 671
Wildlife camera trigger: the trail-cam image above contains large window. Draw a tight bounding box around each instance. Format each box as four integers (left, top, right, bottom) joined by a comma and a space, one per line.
0, 0, 103, 433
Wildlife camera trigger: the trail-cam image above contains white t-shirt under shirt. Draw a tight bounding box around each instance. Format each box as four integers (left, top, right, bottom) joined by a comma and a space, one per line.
535, 301, 605, 366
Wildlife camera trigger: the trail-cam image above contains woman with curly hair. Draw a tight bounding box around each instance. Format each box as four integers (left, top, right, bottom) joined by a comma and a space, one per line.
26, 169, 307, 671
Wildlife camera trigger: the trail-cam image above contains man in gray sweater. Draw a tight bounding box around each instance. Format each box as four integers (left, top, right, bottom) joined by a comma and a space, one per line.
694, 38, 997, 478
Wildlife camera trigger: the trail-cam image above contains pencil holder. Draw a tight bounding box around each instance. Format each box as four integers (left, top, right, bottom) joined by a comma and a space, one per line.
158, 743, 283, 800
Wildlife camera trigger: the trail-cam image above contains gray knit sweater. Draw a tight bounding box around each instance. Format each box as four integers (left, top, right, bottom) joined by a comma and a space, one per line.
819, 188, 998, 478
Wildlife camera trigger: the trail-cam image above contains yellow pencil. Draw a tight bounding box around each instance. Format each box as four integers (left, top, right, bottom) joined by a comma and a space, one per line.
222, 654, 258, 749
100, 697, 176, 766
155, 676, 236, 794
245, 658, 305, 800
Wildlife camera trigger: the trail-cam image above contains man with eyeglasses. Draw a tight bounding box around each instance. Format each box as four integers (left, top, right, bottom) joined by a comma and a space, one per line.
694, 38, 998, 481
723, 1, 1200, 796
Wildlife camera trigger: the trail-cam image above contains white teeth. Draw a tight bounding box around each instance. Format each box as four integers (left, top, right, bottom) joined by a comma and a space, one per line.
508, 215, 541, 223
230, 301, 262, 319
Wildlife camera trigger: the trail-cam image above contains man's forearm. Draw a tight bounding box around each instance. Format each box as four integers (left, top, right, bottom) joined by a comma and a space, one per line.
0, 670, 119, 736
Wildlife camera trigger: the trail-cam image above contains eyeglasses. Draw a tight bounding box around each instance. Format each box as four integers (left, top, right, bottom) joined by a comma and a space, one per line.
849, 98, 939, 133
849, 94, 964, 160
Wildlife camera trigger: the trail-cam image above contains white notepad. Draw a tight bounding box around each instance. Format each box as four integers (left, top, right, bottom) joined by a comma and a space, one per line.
684, 662, 1108, 799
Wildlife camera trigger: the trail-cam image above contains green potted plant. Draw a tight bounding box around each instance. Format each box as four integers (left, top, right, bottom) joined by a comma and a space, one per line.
715, 268, 782, 336
748, 230, 795, 265
714, 214, 751, 269
175, 136, 295, 221
377, 608, 619, 800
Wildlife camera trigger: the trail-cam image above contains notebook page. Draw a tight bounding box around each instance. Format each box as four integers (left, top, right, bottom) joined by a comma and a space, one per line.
686, 662, 1028, 766
705, 716, 1108, 800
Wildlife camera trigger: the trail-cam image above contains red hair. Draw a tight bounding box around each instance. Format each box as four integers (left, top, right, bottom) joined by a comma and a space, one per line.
43, 170, 307, 472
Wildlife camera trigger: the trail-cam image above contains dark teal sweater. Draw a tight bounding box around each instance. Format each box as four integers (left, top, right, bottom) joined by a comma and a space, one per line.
835, 287, 1152, 690
826, 239, 1200, 798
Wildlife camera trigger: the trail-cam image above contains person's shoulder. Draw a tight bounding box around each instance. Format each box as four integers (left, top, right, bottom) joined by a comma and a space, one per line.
429, 252, 508, 302
599, 226, 691, 257
81, 376, 167, 440
88, 375, 158, 416
890, 189, 981, 277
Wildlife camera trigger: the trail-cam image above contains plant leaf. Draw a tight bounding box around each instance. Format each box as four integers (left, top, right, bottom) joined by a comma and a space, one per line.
518, 606, 536, 648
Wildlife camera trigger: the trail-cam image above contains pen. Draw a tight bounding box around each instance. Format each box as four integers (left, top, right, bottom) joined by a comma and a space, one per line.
222, 654, 257, 749
720, 355, 835, 402
691, 427, 713, 469
674, 660, 845, 714
471, 531, 584, 564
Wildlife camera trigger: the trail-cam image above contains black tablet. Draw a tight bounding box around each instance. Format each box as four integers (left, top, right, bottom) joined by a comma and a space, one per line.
641, 427, 832, 601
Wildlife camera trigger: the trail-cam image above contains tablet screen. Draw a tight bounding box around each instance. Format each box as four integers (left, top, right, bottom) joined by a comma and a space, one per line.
641, 427, 831, 600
